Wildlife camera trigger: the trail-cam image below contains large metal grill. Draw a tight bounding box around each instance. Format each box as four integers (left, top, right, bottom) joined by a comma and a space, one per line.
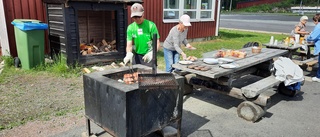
138, 73, 179, 89
83, 64, 184, 137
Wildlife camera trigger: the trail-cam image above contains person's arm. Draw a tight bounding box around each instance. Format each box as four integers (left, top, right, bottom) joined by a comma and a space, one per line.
294, 26, 301, 34
126, 41, 133, 53
126, 25, 133, 53
307, 25, 320, 41
157, 39, 160, 51
123, 25, 134, 65
181, 29, 195, 49
295, 25, 309, 35
150, 23, 161, 51
172, 32, 187, 59
182, 38, 189, 46
183, 39, 195, 49
181, 29, 189, 46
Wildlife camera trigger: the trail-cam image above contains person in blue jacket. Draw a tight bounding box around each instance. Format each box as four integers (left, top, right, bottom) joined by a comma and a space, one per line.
307, 13, 320, 82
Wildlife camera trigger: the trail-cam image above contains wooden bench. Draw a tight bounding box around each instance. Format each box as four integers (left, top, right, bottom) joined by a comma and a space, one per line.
306, 60, 318, 71
292, 56, 318, 66
241, 75, 281, 98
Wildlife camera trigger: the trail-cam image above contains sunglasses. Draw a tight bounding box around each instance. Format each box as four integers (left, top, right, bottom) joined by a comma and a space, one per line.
132, 16, 142, 19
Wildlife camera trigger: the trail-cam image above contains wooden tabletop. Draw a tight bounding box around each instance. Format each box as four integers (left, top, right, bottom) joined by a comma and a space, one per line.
262, 42, 314, 50
172, 47, 288, 79
262, 43, 302, 50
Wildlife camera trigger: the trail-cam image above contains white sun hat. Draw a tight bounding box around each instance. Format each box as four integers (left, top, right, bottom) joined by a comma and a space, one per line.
180, 14, 191, 26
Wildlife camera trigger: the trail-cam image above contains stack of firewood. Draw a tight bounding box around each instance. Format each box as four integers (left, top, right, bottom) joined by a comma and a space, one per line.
80, 39, 117, 55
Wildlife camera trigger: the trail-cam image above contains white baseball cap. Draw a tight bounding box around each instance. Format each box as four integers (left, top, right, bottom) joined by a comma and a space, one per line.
180, 14, 191, 26
131, 3, 144, 18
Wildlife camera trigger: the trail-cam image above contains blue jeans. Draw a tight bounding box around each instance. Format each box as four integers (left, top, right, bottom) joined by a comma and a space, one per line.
164, 48, 180, 72
317, 53, 320, 78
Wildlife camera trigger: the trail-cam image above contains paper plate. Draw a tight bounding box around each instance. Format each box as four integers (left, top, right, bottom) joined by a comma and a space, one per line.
203, 58, 219, 65
220, 64, 237, 69
218, 58, 234, 63
179, 60, 193, 65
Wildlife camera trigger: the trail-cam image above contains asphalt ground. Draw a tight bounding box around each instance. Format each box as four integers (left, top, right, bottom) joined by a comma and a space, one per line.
220, 14, 316, 34
53, 65, 320, 137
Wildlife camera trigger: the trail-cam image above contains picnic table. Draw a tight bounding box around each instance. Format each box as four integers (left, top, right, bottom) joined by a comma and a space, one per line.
263, 42, 318, 71
172, 47, 288, 122
262, 42, 314, 59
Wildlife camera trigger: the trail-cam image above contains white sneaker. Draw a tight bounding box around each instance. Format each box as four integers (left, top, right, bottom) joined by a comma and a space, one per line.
311, 77, 320, 82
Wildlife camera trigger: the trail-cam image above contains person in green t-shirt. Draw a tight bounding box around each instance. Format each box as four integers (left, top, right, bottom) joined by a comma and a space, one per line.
123, 3, 160, 67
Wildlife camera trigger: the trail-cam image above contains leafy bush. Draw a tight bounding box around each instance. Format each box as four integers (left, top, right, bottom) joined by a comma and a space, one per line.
32, 54, 82, 77
233, 0, 319, 13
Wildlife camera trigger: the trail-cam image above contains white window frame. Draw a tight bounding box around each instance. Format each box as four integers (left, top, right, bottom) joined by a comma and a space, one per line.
163, 0, 215, 23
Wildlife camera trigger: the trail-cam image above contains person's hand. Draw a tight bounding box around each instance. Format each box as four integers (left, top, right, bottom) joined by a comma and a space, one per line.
123, 52, 133, 65
181, 53, 187, 60
186, 44, 196, 50
142, 51, 153, 63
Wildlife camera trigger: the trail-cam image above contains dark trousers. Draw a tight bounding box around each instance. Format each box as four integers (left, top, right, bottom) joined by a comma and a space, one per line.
134, 53, 153, 67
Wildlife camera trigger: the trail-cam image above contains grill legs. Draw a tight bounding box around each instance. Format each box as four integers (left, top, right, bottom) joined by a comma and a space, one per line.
86, 118, 92, 137
177, 118, 182, 137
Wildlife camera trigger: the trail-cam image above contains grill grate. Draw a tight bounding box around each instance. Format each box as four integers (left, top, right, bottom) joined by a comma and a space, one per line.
138, 73, 179, 89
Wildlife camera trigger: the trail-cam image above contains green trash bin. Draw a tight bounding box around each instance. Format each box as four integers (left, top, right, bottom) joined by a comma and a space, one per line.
11, 19, 48, 70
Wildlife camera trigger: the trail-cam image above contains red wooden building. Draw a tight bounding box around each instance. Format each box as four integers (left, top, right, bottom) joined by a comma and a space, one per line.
140, 0, 221, 42
0, 0, 221, 63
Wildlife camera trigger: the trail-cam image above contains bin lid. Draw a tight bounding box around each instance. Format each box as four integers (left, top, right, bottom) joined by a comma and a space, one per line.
12, 19, 42, 23
11, 19, 48, 31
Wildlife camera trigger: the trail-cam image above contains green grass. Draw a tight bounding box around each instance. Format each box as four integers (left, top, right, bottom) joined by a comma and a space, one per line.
156, 29, 287, 70
0, 55, 84, 131
0, 54, 82, 80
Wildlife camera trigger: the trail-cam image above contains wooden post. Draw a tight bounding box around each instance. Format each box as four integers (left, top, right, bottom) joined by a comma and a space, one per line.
237, 101, 266, 122
184, 74, 196, 95
316, 0, 319, 13
229, 0, 232, 11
